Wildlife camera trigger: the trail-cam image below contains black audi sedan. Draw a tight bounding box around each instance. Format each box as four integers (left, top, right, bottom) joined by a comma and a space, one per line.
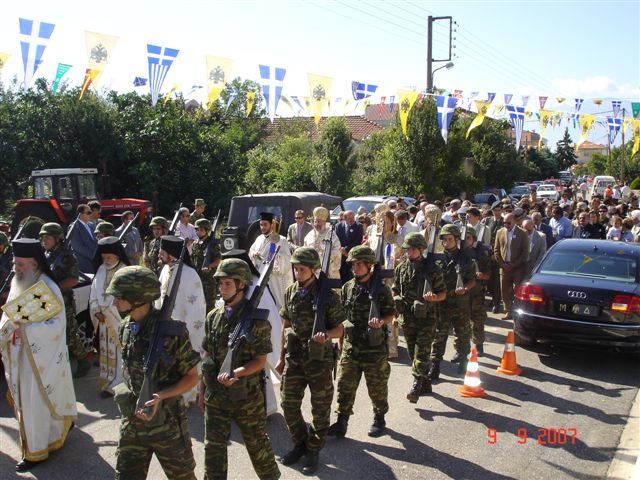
514, 239, 640, 352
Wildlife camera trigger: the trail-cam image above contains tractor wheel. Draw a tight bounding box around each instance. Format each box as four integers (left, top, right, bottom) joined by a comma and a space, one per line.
11, 204, 60, 239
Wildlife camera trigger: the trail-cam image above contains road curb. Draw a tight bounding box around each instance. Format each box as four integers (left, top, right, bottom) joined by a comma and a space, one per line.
608, 387, 640, 479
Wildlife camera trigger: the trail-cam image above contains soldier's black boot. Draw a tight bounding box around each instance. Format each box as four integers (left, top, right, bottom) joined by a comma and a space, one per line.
407, 377, 423, 403
367, 413, 386, 437
327, 414, 349, 438
421, 377, 433, 395
280, 443, 306, 465
302, 451, 319, 475
428, 361, 440, 382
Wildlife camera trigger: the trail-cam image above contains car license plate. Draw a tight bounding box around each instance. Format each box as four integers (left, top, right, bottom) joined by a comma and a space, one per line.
557, 303, 599, 317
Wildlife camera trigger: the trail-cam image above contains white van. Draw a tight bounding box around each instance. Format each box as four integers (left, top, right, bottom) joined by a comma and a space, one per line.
591, 175, 615, 198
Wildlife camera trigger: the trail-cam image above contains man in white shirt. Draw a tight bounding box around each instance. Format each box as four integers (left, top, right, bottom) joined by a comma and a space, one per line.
175, 207, 198, 251
395, 210, 418, 246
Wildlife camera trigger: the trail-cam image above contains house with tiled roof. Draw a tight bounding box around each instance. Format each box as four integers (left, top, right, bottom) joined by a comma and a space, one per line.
575, 141, 607, 164
264, 115, 385, 143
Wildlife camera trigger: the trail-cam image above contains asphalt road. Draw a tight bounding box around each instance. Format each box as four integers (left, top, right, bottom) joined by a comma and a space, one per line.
1, 310, 638, 480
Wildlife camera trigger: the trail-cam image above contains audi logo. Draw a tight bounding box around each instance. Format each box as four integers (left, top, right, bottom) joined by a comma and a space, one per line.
567, 290, 587, 299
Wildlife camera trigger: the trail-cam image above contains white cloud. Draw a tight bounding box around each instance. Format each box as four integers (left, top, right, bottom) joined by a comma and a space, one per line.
551, 76, 639, 98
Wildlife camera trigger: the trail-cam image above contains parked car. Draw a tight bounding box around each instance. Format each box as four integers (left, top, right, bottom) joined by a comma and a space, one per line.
510, 185, 532, 201
544, 178, 564, 191
591, 175, 616, 198
514, 239, 640, 352
330, 195, 416, 221
536, 184, 559, 202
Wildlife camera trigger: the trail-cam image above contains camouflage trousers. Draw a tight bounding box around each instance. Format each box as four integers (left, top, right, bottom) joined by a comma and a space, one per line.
115, 410, 196, 480
201, 276, 217, 315
335, 349, 389, 416
431, 294, 471, 361
204, 388, 280, 480
470, 289, 487, 346
63, 295, 87, 360
400, 312, 438, 379
281, 355, 334, 454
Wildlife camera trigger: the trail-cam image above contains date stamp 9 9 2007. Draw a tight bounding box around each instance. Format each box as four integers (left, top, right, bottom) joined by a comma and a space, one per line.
488, 428, 578, 445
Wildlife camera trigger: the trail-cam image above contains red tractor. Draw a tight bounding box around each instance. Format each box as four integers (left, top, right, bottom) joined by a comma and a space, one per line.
11, 168, 151, 238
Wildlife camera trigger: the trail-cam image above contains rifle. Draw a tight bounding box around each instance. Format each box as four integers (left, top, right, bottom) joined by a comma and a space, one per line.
456, 214, 469, 291
135, 240, 188, 426
367, 231, 395, 346
0, 217, 32, 297
310, 224, 341, 361
117, 212, 140, 243
421, 224, 438, 295
66, 214, 80, 243
168, 203, 184, 234
218, 246, 279, 399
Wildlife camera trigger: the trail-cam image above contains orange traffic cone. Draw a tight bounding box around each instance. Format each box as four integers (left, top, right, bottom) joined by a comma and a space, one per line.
459, 348, 486, 398
496, 331, 522, 375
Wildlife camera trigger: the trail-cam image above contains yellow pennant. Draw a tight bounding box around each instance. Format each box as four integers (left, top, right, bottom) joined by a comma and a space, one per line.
0, 52, 11, 71
362, 98, 370, 113
246, 91, 256, 117
307, 73, 332, 126
539, 110, 553, 148
397, 89, 419, 138
556, 97, 566, 103
576, 114, 596, 151
593, 99, 603, 105
553, 112, 562, 127
85, 31, 119, 86
79, 69, 102, 99
163, 83, 180, 105
205, 55, 234, 108
466, 100, 490, 139
492, 103, 504, 115
623, 117, 633, 134
631, 119, 640, 158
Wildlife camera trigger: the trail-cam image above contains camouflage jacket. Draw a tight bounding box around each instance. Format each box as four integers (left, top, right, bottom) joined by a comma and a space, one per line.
467, 244, 491, 295
436, 248, 477, 295
190, 237, 220, 278
392, 256, 445, 317
144, 238, 163, 276
119, 309, 200, 398
341, 278, 395, 353
45, 245, 79, 300
190, 212, 205, 225
201, 300, 272, 396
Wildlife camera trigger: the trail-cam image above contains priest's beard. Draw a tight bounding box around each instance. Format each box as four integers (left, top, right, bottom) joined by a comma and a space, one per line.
12, 269, 40, 295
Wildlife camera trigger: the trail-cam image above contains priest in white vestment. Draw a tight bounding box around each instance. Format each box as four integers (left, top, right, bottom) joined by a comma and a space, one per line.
303, 206, 342, 280
0, 238, 77, 472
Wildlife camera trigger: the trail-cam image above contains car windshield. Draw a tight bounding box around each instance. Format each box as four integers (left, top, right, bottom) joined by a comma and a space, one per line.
538, 251, 637, 282
538, 186, 554, 192
333, 199, 379, 214
511, 186, 529, 194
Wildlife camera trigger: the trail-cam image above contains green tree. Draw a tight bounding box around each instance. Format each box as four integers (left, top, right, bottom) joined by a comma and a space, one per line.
555, 127, 577, 170
312, 117, 353, 197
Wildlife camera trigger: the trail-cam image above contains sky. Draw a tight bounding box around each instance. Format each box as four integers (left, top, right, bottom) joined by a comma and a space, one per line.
0, 0, 639, 149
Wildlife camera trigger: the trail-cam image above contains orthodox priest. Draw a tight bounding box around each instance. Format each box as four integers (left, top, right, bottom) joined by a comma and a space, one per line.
303, 206, 342, 280
248, 212, 292, 310
0, 238, 77, 472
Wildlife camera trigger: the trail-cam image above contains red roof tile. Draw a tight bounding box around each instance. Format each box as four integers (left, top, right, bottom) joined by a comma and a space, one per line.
264, 115, 385, 143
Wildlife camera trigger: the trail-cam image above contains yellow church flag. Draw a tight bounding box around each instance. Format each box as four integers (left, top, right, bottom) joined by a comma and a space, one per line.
397, 89, 419, 138
205, 55, 234, 108
246, 91, 256, 117
631, 120, 640, 159
0, 52, 10, 71
556, 97, 566, 103
466, 100, 490, 138
79, 68, 102, 99
553, 112, 562, 127
307, 73, 332, 126
576, 114, 596, 151
85, 31, 119, 85
539, 110, 553, 148
164, 83, 180, 105
623, 118, 633, 134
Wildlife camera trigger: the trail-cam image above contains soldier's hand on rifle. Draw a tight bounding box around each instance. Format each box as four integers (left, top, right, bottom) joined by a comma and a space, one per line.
455, 287, 467, 296
217, 371, 239, 387
424, 291, 439, 302
368, 317, 385, 329
136, 393, 161, 422
312, 331, 329, 344
275, 357, 285, 376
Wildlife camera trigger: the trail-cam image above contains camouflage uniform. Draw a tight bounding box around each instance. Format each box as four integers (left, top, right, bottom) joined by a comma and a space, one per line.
45, 245, 87, 361
201, 301, 280, 480
144, 237, 163, 277
279, 281, 345, 455
469, 243, 491, 347
336, 277, 395, 416
190, 237, 220, 314
189, 212, 205, 224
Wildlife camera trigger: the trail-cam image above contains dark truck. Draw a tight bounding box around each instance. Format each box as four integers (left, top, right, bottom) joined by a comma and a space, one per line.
220, 192, 343, 254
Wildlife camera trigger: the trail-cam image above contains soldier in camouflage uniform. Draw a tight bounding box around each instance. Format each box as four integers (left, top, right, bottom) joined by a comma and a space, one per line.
327, 245, 395, 438
190, 198, 206, 224
392, 232, 446, 403
144, 216, 169, 277
465, 226, 491, 355
190, 218, 221, 313
94, 221, 116, 240
39, 222, 91, 377
429, 224, 476, 380
107, 266, 200, 480
199, 259, 280, 480
275, 247, 345, 475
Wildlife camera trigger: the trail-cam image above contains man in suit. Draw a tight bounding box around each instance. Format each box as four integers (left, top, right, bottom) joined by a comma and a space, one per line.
287, 209, 313, 253
494, 212, 529, 320
336, 210, 364, 284
531, 211, 554, 250
485, 201, 504, 313
69, 204, 97, 274
523, 219, 546, 276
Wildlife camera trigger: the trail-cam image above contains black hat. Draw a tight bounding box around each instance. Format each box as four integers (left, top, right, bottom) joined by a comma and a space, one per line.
12, 238, 53, 279
160, 235, 193, 268
93, 236, 131, 272
259, 212, 274, 223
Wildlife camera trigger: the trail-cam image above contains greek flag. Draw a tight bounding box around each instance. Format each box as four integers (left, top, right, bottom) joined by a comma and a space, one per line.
19, 18, 55, 89
147, 44, 179, 106
575, 98, 584, 112
506, 105, 525, 151
504, 93, 513, 105
436, 95, 458, 143
259, 65, 286, 122
133, 77, 147, 87
607, 117, 622, 144
612, 100, 622, 118
487, 92, 496, 103
225, 89, 238, 112
521, 96, 529, 107
351, 81, 377, 101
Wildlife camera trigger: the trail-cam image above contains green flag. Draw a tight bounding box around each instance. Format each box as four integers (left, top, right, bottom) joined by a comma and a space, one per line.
52, 63, 72, 95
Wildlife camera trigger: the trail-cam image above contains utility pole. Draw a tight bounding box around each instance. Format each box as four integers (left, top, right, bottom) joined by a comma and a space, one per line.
426, 16, 454, 93
621, 108, 626, 183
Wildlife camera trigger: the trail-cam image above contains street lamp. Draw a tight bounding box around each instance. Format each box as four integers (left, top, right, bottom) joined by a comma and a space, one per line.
430, 62, 454, 93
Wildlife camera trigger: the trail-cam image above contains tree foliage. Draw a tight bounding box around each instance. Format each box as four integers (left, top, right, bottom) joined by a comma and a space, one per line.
555, 127, 577, 170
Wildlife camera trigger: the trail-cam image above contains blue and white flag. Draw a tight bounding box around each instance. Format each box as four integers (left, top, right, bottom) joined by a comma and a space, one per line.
506, 105, 525, 151
607, 117, 622, 144
259, 64, 286, 122
185, 85, 203, 96
574, 98, 584, 112
612, 100, 622, 118
521, 95, 529, 107
19, 18, 55, 89
133, 76, 147, 87
147, 44, 179, 106
436, 95, 458, 143
225, 89, 238, 112
504, 93, 513, 105
290, 95, 305, 114
351, 81, 377, 101
487, 92, 496, 103
389, 95, 396, 113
